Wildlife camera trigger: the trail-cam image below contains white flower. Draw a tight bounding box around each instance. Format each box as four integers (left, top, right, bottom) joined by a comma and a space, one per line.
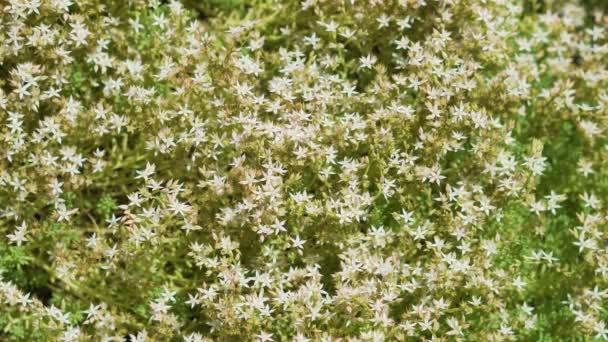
7, 221, 28, 246
135, 162, 156, 181
359, 54, 377, 70
56, 203, 78, 222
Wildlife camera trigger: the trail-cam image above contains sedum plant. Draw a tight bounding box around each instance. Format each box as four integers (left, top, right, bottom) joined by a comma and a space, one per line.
0, 0, 608, 340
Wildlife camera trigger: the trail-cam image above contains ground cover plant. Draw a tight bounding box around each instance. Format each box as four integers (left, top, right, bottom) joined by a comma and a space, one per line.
1, 0, 608, 340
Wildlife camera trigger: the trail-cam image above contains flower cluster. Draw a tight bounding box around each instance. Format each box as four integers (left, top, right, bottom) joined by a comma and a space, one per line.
0, 0, 608, 340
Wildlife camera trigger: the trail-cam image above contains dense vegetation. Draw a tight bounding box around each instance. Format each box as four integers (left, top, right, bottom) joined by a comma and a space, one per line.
1, 0, 608, 340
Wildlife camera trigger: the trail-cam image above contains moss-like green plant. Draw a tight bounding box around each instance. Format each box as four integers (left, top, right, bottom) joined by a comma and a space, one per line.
0, 0, 608, 341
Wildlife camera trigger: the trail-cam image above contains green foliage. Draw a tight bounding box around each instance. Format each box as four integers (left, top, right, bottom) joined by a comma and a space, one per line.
0, 0, 607, 341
